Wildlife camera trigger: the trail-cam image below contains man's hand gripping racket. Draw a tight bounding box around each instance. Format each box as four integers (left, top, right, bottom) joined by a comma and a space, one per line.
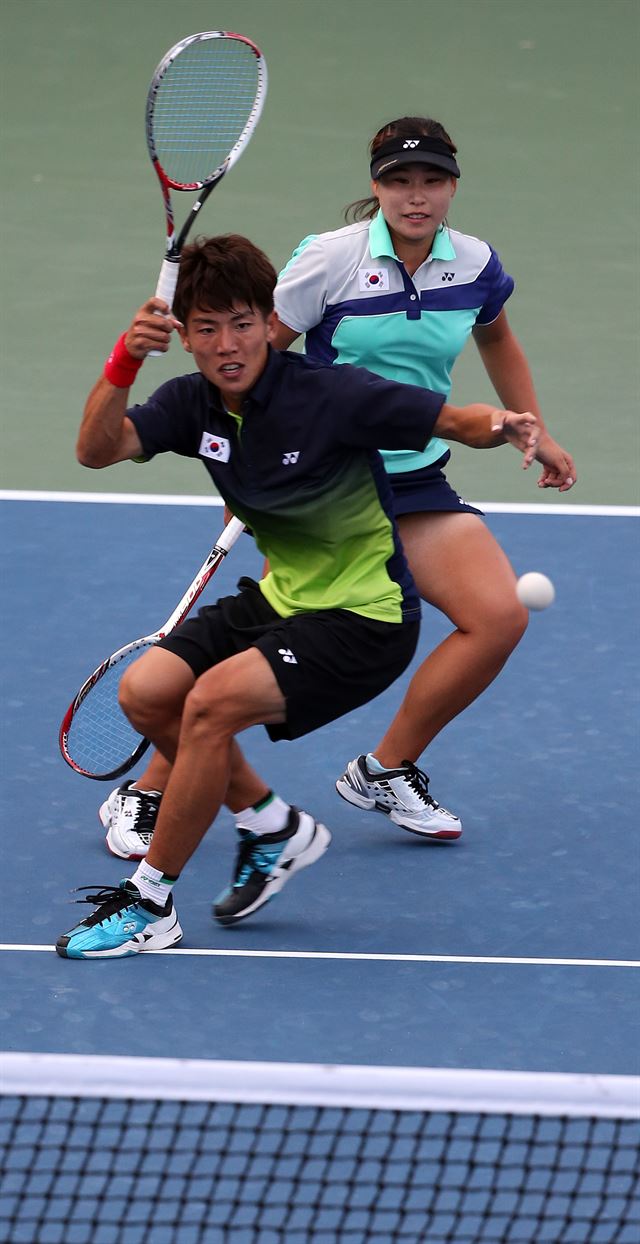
59, 516, 245, 781
146, 30, 267, 352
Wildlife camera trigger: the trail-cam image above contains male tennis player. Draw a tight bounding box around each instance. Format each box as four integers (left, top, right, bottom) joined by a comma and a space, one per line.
57, 234, 539, 959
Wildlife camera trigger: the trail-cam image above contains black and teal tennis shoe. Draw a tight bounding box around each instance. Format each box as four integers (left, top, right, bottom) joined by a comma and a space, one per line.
214, 808, 331, 926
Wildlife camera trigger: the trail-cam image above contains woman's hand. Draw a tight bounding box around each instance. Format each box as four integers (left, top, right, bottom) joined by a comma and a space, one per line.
534, 433, 577, 491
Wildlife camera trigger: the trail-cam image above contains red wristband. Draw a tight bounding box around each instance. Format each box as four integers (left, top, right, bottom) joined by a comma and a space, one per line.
104, 333, 143, 388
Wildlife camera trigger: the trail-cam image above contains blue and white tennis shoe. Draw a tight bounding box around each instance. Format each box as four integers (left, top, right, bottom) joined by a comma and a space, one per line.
56, 880, 182, 959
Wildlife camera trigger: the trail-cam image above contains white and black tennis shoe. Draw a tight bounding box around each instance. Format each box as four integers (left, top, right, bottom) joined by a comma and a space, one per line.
99, 782, 162, 860
335, 755, 462, 839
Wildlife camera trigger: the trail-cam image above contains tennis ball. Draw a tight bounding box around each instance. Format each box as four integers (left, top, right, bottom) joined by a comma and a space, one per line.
516, 572, 555, 611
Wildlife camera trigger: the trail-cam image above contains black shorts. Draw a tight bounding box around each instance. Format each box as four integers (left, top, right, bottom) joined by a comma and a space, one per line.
158, 578, 419, 742
390, 451, 483, 517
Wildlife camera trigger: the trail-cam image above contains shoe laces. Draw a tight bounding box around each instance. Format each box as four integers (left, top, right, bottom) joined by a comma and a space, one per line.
234, 833, 282, 884
400, 762, 439, 810
122, 791, 160, 837
71, 883, 139, 926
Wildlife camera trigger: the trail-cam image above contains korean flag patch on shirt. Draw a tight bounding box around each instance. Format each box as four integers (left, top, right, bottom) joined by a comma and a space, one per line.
199, 432, 231, 463
358, 267, 389, 292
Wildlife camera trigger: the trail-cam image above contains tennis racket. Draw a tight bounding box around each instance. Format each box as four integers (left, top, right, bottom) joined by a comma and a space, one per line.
146, 30, 267, 332
59, 515, 245, 781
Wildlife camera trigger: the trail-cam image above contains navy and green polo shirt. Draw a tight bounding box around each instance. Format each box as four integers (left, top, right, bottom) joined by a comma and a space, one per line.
275, 214, 514, 473
127, 348, 445, 625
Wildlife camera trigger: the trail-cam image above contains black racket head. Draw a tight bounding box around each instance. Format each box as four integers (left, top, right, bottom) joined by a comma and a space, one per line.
59, 519, 246, 780
60, 641, 155, 781
146, 31, 267, 190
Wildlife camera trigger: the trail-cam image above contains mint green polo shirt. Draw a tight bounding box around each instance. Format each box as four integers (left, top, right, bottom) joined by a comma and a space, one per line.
275, 214, 514, 473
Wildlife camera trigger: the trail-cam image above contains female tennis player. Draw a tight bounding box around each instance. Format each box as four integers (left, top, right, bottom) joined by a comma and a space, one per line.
100, 115, 576, 855
273, 114, 576, 840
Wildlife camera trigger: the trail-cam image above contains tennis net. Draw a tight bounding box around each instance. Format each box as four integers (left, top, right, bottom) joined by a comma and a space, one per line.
1, 1054, 638, 1243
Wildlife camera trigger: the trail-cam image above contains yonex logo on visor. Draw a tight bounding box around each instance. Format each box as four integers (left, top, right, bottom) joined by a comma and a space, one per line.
370, 136, 461, 180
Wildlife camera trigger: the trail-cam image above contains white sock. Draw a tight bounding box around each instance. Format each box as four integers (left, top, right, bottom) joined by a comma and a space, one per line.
234, 792, 290, 835
130, 861, 177, 907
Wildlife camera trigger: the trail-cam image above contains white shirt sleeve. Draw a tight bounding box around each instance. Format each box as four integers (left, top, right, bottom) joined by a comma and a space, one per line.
274, 235, 328, 334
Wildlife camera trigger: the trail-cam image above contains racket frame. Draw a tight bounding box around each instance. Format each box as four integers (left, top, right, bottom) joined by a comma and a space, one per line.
145, 30, 268, 308
59, 515, 246, 781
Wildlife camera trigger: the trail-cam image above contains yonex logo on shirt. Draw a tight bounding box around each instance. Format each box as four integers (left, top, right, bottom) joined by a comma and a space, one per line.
442, 272, 455, 282
278, 648, 297, 664
282, 451, 300, 464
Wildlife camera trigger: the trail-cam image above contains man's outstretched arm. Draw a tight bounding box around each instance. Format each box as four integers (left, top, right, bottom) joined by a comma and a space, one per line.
434, 404, 540, 468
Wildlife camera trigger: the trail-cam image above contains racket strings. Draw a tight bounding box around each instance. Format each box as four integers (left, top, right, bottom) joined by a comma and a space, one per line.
64, 641, 156, 777
151, 43, 262, 185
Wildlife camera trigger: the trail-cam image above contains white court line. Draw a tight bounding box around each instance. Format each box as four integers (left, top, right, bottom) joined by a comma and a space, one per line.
0, 944, 637, 967
477, 501, 639, 517
0, 490, 224, 506
0, 490, 638, 517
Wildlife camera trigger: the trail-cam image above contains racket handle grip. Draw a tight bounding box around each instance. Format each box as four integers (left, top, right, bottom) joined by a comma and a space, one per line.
215, 514, 246, 553
155, 257, 180, 307
148, 258, 180, 358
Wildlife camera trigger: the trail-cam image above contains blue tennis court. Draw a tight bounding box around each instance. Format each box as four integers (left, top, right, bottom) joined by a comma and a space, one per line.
2, 1, 638, 1235
1, 497, 637, 1073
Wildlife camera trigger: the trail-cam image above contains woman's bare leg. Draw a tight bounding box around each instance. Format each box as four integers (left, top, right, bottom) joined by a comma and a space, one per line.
374, 512, 527, 767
